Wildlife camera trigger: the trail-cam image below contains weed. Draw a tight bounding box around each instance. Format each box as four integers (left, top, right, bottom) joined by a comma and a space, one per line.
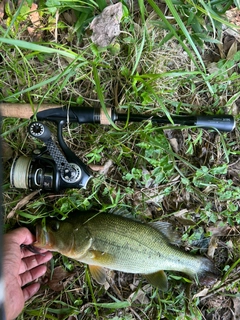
1, 0, 240, 319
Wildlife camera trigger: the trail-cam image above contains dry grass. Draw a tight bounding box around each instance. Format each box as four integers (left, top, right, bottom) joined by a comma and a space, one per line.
1, 1, 240, 319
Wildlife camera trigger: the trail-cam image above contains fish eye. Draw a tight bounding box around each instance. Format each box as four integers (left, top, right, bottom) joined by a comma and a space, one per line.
51, 222, 60, 232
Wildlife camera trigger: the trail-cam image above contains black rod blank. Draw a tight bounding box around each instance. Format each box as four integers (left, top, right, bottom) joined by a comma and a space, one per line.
36, 106, 236, 132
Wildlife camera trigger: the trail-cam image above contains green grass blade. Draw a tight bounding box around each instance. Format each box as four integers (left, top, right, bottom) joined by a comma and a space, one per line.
92, 63, 120, 130
2, 61, 87, 101
2, 74, 64, 100
190, 0, 240, 29
131, 28, 146, 76
96, 0, 107, 11
2, 0, 24, 38
85, 267, 99, 319
165, 0, 206, 70
133, 70, 202, 80
146, 0, 205, 71
138, 0, 146, 22
93, 301, 131, 308
0, 38, 85, 61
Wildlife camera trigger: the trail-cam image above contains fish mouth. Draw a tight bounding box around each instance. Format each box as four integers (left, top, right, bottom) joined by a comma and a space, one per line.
34, 224, 54, 250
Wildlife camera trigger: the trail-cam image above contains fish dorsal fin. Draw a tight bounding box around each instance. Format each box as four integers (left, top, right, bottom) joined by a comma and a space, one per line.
144, 270, 168, 291
89, 265, 107, 285
110, 207, 134, 219
150, 221, 181, 246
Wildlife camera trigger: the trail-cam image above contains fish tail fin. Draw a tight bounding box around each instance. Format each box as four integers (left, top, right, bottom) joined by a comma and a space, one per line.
196, 257, 220, 286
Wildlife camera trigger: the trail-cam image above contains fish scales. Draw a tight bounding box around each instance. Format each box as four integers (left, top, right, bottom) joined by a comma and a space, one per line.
88, 217, 200, 274
35, 211, 220, 287
82, 213, 183, 273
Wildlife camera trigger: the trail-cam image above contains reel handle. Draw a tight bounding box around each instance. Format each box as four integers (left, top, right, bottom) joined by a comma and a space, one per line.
28, 122, 52, 142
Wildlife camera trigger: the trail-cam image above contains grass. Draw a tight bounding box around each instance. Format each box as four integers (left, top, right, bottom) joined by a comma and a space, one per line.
1, 0, 240, 319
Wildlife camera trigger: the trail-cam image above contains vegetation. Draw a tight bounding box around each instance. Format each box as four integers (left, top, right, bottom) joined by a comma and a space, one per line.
1, 0, 240, 319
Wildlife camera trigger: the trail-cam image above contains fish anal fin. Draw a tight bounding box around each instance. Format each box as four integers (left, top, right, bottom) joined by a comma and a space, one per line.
89, 265, 107, 285
144, 270, 168, 291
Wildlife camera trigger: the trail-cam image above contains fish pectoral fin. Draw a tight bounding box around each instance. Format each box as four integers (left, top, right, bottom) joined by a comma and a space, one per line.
89, 265, 107, 285
89, 249, 114, 264
88, 250, 115, 285
144, 270, 168, 291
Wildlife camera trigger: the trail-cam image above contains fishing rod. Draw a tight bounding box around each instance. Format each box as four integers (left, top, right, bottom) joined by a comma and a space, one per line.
0, 103, 235, 132
1, 103, 235, 193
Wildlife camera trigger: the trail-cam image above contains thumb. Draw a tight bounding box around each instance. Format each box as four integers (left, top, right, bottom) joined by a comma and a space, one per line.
4, 227, 35, 246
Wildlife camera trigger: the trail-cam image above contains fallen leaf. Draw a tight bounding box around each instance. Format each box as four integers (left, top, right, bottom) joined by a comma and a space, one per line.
164, 129, 184, 153
47, 266, 75, 292
230, 101, 239, 116
206, 225, 230, 236
27, 3, 45, 40
7, 190, 39, 219
62, 10, 76, 25
233, 297, 240, 320
226, 7, 240, 27
29, 3, 40, 27
99, 159, 113, 175
128, 289, 149, 304
223, 8, 240, 41
226, 40, 238, 61
207, 236, 218, 259
1, 139, 13, 163
90, 3, 123, 47
193, 288, 209, 299
173, 209, 196, 225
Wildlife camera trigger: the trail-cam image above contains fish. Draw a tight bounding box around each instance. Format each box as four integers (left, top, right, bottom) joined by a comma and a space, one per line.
34, 211, 219, 290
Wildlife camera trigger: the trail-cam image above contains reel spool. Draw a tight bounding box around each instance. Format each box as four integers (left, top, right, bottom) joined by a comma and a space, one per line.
10, 156, 56, 191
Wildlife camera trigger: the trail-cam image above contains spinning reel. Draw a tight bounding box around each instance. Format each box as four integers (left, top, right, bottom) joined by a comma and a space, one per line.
10, 119, 92, 192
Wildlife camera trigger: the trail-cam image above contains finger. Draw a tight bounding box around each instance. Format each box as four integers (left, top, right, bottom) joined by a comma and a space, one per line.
20, 265, 47, 287
20, 252, 53, 274
22, 282, 41, 302
21, 246, 52, 259
4, 227, 35, 246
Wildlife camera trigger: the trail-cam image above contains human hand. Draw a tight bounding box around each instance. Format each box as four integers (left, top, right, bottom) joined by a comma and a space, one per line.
3, 227, 52, 320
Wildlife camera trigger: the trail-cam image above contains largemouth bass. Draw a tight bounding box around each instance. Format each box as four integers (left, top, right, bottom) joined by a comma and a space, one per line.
34, 211, 219, 290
